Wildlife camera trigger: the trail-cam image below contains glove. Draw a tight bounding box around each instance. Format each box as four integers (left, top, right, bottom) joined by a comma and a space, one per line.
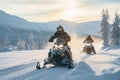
49, 38, 53, 42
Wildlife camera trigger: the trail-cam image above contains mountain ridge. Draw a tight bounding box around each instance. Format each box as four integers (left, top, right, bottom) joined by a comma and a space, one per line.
0, 10, 100, 48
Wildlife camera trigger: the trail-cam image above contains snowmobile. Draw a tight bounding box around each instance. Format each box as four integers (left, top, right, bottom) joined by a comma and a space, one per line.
82, 42, 96, 54
41, 38, 74, 69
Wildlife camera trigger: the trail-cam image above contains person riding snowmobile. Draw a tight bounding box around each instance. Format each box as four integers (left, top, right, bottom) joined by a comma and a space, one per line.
83, 35, 96, 54
49, 25, 73, 61
83, 35, 94, 44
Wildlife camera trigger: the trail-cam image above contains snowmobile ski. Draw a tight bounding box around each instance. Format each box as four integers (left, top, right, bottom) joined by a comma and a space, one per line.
36, 62, 41, 70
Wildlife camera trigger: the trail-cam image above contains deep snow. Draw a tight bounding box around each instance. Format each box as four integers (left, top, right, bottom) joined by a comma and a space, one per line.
0, 44, 120, 80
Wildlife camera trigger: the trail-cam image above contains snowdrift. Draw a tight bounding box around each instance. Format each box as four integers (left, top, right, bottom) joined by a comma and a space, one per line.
0, 47, 120, 80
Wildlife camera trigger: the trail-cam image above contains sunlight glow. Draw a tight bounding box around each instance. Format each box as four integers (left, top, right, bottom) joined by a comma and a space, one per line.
1, 0, 120, 22
62, 0, 80, 19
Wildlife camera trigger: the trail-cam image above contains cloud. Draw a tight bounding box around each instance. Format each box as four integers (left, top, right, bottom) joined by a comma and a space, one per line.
0, 0, 120, 22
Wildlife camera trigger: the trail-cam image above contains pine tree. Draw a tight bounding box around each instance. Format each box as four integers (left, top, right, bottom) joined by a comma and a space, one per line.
110, 11, 120, 46
38, 37, 42, 49
38, 36, 44, 49
100, 9, 110, 47
0, 39, 2, 48
4, 36, 10, 48
17, 38, 26, 50
27, 33, 36, 50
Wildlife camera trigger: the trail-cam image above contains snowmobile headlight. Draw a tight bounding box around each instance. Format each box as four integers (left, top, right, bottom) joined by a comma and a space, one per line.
86, 43, 91, 46
54, 44, 63, 50
54, 45, 59, 48
59, 45, 63, 49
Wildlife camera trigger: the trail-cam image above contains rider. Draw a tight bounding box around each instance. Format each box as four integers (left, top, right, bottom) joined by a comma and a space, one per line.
49, 25, 73, 61
83, 35, 96, 54
83, 35, 94, 44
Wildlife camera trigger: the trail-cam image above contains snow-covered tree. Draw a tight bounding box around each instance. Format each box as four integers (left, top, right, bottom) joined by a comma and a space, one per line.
37, 36, 42, 49
100, 9, 110, 47
0, 39, 2, 48
110, 11, 120, 46
27, 33, 36, 50
17, 38, 26, 50
4, 36, 10, 48
37, 36, 45, 49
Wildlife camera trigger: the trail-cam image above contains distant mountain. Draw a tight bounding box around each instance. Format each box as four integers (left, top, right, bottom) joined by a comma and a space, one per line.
0, 10, 52, 47
35, 20, 100, 36
75, 21, 100, 36
0, 10, 100, 49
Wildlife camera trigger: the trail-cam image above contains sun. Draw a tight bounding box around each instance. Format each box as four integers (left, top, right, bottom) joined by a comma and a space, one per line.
62, 0, 79, 19
64, 8, 79, 18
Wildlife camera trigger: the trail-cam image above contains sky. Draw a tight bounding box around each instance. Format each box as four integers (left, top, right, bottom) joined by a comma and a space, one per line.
0, 0, 120, 23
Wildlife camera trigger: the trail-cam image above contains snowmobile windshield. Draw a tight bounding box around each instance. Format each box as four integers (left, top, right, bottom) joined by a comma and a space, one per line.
54, 38, 66, 45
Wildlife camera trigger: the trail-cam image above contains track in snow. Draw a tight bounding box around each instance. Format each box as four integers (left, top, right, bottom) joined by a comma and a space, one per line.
1, 48, 120, 80
0, 62, 72, 80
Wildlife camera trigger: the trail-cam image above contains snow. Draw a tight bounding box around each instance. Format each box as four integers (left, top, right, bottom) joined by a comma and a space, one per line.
0, 46, 120, 80
58, 49, 120, 80
0, 10, 120, 80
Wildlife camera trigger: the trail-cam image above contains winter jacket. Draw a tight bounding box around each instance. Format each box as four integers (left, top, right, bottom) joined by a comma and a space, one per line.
83, 36, 94, 43
49, 31, 71, 43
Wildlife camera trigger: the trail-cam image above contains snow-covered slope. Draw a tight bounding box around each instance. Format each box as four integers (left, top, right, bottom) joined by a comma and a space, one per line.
0, 10, 100, 33
0, 45, 120, 80
59, 49, 120, 80
0, 10, 52, 47
75, 21, 100, 36
0, 10, 100, 48
0, 10, 45, 31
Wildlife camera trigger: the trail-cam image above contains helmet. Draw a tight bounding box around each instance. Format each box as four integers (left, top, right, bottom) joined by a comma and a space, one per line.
57, 25, 64, 32
87, 35, 91, 39
88, 35, 91, 37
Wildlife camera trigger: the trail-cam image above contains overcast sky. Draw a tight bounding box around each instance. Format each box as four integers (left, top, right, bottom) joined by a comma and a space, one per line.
0, 0, 120, 23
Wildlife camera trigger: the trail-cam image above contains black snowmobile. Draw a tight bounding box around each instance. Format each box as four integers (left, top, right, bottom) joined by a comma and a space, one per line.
82, 42, 96, 54
38, 38, 74, 69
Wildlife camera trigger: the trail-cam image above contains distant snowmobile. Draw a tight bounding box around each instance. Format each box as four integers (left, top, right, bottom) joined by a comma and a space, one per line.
42, 38, 74, 69
82, 42, 96, 54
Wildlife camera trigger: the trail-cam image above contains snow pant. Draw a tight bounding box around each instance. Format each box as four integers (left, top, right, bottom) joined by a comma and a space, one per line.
91, 46, 96, 54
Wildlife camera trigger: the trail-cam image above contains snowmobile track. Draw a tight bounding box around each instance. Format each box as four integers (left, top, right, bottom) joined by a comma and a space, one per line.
0, 64, 71, 80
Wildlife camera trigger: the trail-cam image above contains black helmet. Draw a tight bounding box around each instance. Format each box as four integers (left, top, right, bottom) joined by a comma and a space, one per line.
87, 35, 91, 38
57, 25, 64, 32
